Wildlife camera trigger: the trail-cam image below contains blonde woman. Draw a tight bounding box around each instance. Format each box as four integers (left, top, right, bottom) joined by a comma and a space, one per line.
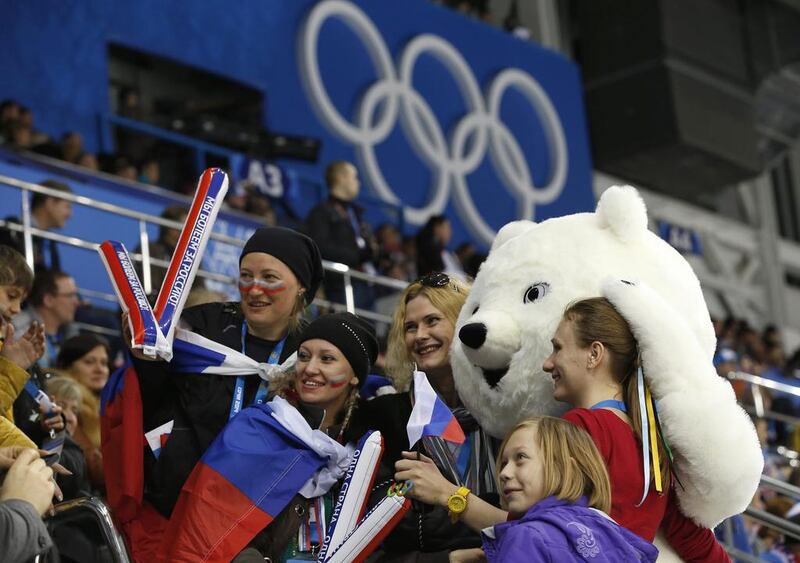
356, 272, 500, 559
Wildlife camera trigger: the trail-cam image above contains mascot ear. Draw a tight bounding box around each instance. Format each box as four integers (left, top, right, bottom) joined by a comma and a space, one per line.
595, 185, 649, 243
491, 221, 537, 252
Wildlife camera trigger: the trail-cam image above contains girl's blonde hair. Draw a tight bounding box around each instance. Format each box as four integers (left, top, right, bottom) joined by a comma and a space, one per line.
496, 416, 612, 513
46, 376, 83, 404
384, 276, 470, 390
563, 297, 671, 489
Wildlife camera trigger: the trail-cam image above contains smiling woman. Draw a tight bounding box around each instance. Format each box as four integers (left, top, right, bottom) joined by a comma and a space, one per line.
353, 272, 506, 559
126, 226, 324, 519
235, 312, 378, 561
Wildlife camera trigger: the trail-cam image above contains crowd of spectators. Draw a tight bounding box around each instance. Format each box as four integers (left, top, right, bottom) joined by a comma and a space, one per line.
708, 317, 800, 560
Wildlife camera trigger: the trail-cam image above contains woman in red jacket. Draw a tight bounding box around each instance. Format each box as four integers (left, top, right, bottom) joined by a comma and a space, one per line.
542, 296, 729, 562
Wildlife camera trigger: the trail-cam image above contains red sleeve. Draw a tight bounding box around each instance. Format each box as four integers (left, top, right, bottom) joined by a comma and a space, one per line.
562, 408, 613, 461
661, 489, 731, 563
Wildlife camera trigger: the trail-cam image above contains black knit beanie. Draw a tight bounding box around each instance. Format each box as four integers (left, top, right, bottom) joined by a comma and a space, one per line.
239, 227, 324, 304
299, 313, 378, 384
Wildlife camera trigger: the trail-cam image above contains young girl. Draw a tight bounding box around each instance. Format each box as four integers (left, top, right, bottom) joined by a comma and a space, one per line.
543, 297, 729, 560
451, 416, 657, 562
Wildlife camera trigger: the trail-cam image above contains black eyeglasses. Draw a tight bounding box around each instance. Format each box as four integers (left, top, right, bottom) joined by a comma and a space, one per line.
417, 272, 453, 289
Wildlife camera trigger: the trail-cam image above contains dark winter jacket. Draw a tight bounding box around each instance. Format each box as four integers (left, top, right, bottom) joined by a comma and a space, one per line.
134, 301, 304, 517
354, 393, 486, 560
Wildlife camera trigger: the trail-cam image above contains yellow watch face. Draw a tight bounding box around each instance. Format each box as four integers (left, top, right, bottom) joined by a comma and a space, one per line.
448, 494, 467, 514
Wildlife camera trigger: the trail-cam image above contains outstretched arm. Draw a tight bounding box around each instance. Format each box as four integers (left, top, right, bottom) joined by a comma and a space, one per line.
394, 451, 508, 532
602, 278, 762, 527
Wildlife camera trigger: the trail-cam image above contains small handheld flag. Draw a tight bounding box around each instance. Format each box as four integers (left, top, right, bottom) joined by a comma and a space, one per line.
407, 371, 465, 449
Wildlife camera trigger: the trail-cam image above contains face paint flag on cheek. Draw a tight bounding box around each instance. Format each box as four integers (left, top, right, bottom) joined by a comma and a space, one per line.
98, 240, 168, 358
238, 278, 287, 295
327, 375, 350, 389
153, 168, 228, 346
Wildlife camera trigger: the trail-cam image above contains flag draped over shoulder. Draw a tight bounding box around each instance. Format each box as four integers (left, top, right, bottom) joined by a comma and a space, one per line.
100, 363, 144, 524
160, 401, 330, 563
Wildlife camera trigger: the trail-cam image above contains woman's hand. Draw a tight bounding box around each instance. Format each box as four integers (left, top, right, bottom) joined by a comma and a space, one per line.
449, 548, 486, 563
394, 451, 455, 507
0, 322, 45, 370
39, 401, 65, 434
120, 311, 157, 361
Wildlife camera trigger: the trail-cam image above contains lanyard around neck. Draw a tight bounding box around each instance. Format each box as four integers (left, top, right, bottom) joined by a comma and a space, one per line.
228, 321, 286, 420
590, 399, 627, 412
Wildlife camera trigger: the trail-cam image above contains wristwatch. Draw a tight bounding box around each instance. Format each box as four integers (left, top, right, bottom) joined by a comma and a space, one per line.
447, 486, 471, 522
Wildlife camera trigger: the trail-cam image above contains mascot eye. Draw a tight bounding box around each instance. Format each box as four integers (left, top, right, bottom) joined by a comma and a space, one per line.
524, 282, 550, 304
472, 306, 479, 315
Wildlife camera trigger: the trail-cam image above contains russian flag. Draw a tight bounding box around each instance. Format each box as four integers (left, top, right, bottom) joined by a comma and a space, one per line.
160, 402, 328, 562
100, 363, 145, 524
407, 371, 465, 449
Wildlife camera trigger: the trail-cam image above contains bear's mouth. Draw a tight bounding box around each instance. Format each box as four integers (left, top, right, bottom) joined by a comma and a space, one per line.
482, 365, 509, 388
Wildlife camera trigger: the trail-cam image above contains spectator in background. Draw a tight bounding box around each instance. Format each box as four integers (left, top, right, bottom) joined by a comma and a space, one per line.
0, 99, 20, 142
77, 152, 99, 171
0, 179, 73, 273
135, 205, 206, 302
44, 376, 91, 499
57, 334, 109, 490
138, 156, 160, 186
17, 106, 48, 146
306, 160, 378, 309
13, 270, 80, 367
8, 122, 33, 150
415, 214, 466, 281
60, 132, 83, 165
113, 156, 138, 181
402, 235, 418, 281
375, 223, 408, 279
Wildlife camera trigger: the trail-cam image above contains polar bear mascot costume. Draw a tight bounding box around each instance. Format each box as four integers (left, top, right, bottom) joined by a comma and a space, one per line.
451, 185, 762, 560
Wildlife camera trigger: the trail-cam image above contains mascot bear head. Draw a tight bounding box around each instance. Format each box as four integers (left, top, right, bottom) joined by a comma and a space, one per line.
451, 185, 715, 438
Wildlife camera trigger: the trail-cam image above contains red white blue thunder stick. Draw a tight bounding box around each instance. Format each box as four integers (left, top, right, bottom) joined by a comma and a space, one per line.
98, 240, 165, 358
153, 168, 228, 347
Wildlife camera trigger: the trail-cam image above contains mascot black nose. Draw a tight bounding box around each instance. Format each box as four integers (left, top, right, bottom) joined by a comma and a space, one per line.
459, 323, 487, 349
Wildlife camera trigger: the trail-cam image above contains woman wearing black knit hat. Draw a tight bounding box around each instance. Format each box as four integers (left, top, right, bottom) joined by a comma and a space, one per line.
126, 226, 325, 520
236, 312, 378, 562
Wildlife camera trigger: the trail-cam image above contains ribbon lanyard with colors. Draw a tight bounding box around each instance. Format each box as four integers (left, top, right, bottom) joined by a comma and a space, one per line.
228, 322, 286, 420
589, 367, 666, 506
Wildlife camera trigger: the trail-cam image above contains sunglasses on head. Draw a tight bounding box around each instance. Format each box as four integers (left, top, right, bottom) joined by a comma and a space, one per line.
416, 272, 454, 289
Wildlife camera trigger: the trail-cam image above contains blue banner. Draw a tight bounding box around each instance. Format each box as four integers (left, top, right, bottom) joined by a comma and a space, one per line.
0, 0, 594, 249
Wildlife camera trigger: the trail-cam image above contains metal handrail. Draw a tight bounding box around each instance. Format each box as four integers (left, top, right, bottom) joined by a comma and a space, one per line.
744, 505, 800, 541
728, 370, 800, 397
0, 175, 405, 323
760, 474, 800, 500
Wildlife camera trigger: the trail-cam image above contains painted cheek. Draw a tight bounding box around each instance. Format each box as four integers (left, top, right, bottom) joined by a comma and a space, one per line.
327, 376, 350, 389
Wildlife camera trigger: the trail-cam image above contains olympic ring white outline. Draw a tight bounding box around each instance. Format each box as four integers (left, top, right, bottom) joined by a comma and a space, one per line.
298, 0, 569, 244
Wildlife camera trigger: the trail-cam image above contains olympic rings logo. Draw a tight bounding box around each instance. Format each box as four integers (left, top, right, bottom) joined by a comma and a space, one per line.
298, 0, 568, 244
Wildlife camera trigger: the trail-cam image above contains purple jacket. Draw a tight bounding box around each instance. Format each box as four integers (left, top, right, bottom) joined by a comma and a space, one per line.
482, 496, 658, 562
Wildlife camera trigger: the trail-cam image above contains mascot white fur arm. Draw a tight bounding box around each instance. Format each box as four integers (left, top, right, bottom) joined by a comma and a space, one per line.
451, 185, 762, 529
602, 277, 763, 527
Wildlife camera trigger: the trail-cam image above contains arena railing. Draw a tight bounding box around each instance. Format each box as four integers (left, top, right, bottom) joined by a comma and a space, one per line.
0, 175, 408, 332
